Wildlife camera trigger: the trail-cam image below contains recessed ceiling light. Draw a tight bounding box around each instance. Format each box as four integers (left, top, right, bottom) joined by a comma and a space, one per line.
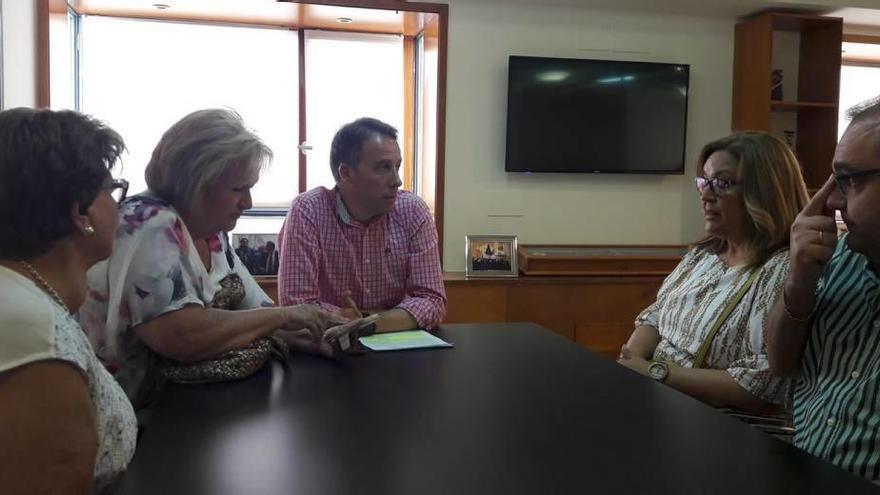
153, 3, 170, 10
336, 17, 354, 24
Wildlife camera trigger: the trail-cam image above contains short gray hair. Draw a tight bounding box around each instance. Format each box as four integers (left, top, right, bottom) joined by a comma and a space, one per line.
145, 108, 272, 212
846, 94, 880, 124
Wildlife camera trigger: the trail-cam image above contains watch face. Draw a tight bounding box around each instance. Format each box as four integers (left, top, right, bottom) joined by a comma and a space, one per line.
648, 362, 667, 381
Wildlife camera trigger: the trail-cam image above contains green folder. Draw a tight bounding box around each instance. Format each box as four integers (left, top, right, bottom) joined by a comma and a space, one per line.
359, 330, 453, 352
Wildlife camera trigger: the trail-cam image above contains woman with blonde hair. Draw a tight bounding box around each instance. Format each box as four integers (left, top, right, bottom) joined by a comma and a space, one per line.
81, 109, 361, 412
617, 131, 809, 414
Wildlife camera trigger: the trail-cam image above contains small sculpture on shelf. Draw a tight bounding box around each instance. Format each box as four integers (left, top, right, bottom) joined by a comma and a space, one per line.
783, 130, 796, 149
771, 69, 784, 101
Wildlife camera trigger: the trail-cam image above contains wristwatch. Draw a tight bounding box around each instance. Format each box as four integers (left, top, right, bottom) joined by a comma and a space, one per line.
648, 361, 669, 383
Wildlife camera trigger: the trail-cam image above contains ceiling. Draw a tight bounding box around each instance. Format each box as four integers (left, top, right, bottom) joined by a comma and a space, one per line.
71, 0, 880, 29
71, 0, 437, 34
828, 7, 880, 28
455, 0, 880, 26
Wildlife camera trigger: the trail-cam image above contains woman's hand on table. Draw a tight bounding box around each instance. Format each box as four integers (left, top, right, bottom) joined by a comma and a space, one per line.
277, 317, 368, 358
617, 345, 650, 376
279, 304, 347, 342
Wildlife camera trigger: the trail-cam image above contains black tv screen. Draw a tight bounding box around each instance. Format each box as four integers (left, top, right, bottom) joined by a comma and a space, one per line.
505, 56, 690, 174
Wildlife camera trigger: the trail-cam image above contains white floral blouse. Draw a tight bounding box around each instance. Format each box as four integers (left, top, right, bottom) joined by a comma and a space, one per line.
0, 266, 137, 494
80, 193, 273, 409
635, 247, 791, 405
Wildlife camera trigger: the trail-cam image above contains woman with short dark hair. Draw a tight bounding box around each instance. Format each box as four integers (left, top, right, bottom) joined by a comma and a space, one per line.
0, 107, 136, 494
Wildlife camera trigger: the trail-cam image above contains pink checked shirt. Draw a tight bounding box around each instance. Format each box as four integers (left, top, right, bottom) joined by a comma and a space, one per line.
277, 187, 447, 328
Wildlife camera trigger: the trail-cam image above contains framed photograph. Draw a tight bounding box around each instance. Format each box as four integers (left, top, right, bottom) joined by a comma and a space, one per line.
231, 233, 280, 276
465, 235, 519, 278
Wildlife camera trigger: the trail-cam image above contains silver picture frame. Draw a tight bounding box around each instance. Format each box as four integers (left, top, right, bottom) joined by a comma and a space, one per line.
465, 234, 519, 278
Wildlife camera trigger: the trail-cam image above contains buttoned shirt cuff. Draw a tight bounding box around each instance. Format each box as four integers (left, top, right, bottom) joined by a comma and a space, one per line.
396, 298, 444, 330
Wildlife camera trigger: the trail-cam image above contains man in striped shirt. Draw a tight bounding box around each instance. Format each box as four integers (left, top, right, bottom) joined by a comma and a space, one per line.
278, 118, 446, 333
767, 97, 880, 481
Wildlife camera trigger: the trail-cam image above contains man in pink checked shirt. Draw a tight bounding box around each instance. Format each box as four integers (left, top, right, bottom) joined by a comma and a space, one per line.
277, 117, 447, 333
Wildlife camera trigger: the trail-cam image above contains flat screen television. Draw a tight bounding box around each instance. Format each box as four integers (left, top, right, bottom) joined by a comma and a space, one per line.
505, 56, 690, 174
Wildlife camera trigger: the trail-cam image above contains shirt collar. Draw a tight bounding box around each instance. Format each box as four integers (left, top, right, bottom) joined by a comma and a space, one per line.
839, 234, 879, 286
335, 189, 356, 226
334, 187, 393, 227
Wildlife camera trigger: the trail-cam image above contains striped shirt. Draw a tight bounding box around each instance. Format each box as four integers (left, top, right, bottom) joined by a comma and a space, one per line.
277, 187, 446, 329
794, 234, 880, 480
636, 247, 790, 404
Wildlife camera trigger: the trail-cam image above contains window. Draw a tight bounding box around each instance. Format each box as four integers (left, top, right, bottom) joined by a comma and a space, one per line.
303, 31, 404, 190
66, 5, 444, 240
839, 42, 880, 140
79, 16, 300, 208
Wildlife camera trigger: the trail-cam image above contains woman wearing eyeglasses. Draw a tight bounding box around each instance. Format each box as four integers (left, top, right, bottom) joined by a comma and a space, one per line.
617, 132, 809, 414
0, 108, 136, 493
80, 109, 358, 414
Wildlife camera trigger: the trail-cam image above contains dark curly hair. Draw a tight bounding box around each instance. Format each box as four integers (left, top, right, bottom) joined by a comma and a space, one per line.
329, 117, 398, 181
0, 108, 125, 259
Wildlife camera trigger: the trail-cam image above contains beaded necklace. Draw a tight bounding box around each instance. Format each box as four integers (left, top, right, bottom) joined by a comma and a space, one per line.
18, 261, 69, 312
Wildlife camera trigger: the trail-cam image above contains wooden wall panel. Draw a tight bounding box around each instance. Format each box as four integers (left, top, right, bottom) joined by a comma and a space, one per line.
259, 278, 279, 304
797, 107, 838, 189
445, 276, 664, 352
402, 36, 415, 191
732, 15, 773, 131
798, 22, 843, 104
507, 286, 577, 340
797, 21, 842, 190
575, 323, 634, 360
258, 271, 665, 357
444, 285, 507, 323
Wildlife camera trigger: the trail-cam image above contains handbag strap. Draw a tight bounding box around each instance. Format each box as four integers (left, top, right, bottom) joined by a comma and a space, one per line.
693, 267, 763, 369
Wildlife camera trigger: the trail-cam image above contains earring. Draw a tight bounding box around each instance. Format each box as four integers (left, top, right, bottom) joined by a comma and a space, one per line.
84, 224, 95, 235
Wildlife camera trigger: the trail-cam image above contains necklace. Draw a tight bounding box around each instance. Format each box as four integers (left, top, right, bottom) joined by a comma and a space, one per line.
17, 260, 69, 312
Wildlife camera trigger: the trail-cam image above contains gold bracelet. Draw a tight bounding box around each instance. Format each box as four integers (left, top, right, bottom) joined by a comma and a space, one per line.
782, 287, 812, 322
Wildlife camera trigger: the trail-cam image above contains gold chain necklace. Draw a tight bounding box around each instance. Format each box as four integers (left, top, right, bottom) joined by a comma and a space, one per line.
17, 261, 69, 312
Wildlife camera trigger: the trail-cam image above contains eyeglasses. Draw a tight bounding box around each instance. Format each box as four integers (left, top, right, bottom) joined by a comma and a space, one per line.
107, 178, 129, 203
694, 176, 740, 196
833, 168, 880, 196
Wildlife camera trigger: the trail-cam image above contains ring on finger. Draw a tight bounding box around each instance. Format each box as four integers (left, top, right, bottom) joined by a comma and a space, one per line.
818, 230, 824, 243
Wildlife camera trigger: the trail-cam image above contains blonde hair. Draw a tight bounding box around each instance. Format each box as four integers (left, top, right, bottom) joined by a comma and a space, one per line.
144, 108, 271, 213
694, 131, 809, 266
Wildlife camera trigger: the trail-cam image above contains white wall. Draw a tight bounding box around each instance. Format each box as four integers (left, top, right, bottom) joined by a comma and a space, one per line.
1, 0, 37, 109
845, 24, 880, 35
2, 0, 875, 271
441, 0, 735, 270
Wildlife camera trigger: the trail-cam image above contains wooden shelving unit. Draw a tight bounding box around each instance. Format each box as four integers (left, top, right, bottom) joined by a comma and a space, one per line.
770, 101, 838, 112
732, 12, 843, 190
516, 244, 688, 276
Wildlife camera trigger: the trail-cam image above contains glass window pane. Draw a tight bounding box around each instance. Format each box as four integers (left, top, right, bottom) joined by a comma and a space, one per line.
304, 31, 403, 190
79, 16, 299, 208
839, 63, 880, 141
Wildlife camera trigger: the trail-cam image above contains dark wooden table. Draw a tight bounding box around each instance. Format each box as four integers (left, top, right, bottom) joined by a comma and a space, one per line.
117, 323, 877, 494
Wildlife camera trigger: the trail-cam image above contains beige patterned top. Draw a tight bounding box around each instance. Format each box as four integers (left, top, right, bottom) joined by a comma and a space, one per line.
635, 247, 790, 404
0, 266, 137, 494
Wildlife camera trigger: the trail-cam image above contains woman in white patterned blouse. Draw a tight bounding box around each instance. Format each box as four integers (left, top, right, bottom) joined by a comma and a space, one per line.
618, 132, 809, 414
0, 108, 136, 494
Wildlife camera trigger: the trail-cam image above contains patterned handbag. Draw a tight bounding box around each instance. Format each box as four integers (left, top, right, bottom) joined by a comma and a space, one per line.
157, 272, 289, 384
158, 335, 289, 384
